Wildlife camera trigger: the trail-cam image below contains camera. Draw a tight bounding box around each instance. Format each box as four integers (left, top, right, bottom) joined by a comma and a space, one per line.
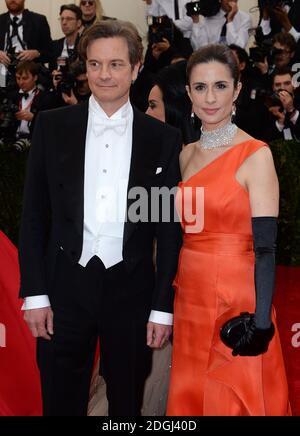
148, 15, 174, 45
0, 68, 21, 144
253, 87, 285, 110
249, 26, 288, 65
249, 26, 274, 64
185, 0, 220, 18
264, 90, 284, 108
55, 58, 76, 97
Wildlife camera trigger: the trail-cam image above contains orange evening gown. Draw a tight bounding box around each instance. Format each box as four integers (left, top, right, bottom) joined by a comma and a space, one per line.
167, 139, 291, 416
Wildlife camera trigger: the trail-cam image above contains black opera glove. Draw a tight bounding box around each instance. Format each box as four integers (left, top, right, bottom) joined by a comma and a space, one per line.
232, 317, 275, 357
220, 217, 278, 356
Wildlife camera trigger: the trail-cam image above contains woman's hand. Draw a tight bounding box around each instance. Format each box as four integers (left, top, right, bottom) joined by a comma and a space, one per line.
232, 318, 275, 356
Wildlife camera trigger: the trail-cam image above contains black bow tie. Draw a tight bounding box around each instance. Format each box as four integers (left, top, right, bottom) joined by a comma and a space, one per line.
21, 92, 29, 100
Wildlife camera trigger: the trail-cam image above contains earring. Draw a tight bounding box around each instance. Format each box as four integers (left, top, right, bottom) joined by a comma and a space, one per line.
231, 104, 236, 122
191, 111, 195, 126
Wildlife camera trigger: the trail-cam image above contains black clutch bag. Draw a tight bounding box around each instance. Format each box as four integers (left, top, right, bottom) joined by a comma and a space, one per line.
220, 312, 254, 349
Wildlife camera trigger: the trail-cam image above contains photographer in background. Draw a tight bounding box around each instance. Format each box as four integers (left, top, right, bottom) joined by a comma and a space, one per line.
144, 15, 192, 73
143, 0, 193, 38
190, 0, 252, 50
0, 0, 52, 87
50, 4, 82, 72
42, 60, 90, 110
229, 44, 268, 138
0, 61, 46, 149
259, 0, 300, 43
251, 32, 296, 92
264, 66, 300, 141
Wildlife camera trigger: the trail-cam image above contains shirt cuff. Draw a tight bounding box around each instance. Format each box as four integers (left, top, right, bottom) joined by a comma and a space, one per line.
261, 18, 271, 35
289, 27, 300, 43
275, 120, 284, 132
290, 110, 299, 124
22, 295, 51, 310
149, 310, 173, 325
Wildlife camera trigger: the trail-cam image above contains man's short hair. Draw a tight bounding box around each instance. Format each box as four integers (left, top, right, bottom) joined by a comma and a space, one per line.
60, 4, 83, 21
271, 65, 293, 85
79, 19, 143, 67
16, 61, 40, 77
273, 32, 297, 53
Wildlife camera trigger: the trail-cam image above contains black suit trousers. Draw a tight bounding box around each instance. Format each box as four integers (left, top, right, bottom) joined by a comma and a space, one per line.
37, 250, 152, 416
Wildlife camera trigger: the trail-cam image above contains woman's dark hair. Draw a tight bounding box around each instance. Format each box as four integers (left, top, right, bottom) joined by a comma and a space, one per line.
187, 44, 240, 88
153, 61, 199, 144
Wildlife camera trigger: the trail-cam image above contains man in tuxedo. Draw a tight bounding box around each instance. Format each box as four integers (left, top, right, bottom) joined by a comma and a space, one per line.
263, 66, 300, 142
190, 0, 252, 50
0, 0, 52, 85
143, 0, 193, 38
50, 4, 82, 72
19, 20, 182, 416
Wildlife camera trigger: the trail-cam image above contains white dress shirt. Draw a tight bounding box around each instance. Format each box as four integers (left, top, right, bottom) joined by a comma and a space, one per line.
22, 96, 173, 325
17, 87, 36, 136
260, 1, 299, 43
0, 13, 25, 86
275, 109, 299, 140
60, 38, 75, 59
146, 0, 193, 38
191, 8, 252, 50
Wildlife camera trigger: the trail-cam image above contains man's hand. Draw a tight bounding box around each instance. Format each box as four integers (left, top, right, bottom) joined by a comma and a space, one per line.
273, 5, 292, 32
16, 110, 34, 122
0, 50, 11, 66
191, 15, 200, 24
24, 307, 54, 340
17, 49, 40, 62
278, 89, 294, 113
62, 89, 78, 105
152, 38, 171, 60
147, 321, 172, 349
227, 1, 238, 23
269, 105, 285, 126
255, 57, 269, 75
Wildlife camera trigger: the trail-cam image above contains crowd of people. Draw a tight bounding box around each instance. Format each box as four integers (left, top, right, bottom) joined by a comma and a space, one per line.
0, 0, 299, 149
0, 0, 298, 417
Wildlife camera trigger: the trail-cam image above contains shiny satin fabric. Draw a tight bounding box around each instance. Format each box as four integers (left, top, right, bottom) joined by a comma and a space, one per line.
167, 140, 291, 416
0, 231, 42, 416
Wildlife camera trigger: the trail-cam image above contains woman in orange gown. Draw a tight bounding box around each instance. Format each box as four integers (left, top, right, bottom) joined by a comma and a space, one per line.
167, 45, 291, 416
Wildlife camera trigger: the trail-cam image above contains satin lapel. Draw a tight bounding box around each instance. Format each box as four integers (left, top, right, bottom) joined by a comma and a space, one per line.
22, 10, 30, 48
123, 109, 161, 246
0, 14, 10, 50
58, 102, 89, 236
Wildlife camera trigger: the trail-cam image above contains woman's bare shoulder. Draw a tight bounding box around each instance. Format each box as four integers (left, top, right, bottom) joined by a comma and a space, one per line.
234, 129, 254, 146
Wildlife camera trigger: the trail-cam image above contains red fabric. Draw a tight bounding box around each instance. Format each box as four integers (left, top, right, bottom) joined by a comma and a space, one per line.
0, 231, 42, 416
274, 266, 300, 416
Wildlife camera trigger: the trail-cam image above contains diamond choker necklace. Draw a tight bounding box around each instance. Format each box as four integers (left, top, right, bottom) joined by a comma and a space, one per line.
199, 121, 238, 150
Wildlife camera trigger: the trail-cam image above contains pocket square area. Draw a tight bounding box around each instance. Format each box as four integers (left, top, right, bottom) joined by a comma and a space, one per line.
156, 167, 162, 174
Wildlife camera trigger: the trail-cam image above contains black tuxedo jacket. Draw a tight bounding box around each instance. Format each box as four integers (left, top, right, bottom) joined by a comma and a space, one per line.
19, 102, 182, 314
0, 9, 52, 63
49, 38, 64, 72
